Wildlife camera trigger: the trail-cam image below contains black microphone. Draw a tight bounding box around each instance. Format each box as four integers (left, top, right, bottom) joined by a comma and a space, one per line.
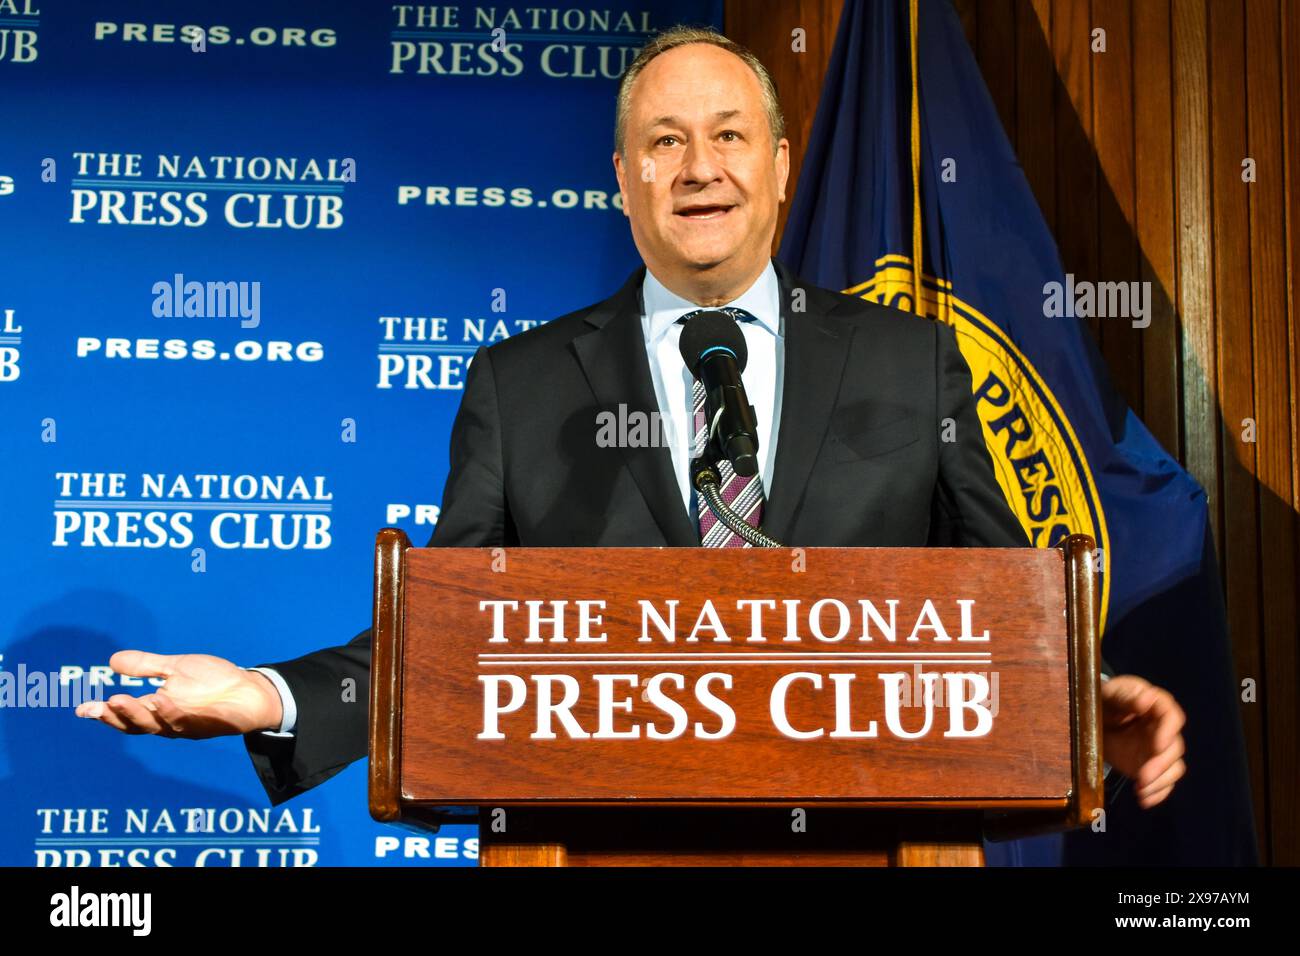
678, 310, 760, 477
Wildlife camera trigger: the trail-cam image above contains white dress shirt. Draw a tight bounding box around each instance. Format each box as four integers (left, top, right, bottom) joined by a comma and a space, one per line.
257, 260, 785, 737
248, 666, 297, 737
641, 259, 784, 515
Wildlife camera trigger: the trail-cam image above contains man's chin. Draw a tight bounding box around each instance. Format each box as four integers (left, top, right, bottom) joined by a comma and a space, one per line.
677, 246, 741, 272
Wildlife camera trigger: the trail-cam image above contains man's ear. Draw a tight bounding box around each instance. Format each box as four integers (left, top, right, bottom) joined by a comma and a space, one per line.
775, 138, 791, 204
612, 150, 630, 217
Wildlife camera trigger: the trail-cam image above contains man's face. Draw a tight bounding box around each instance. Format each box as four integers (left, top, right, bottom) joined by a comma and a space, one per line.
614, 43, 789, 294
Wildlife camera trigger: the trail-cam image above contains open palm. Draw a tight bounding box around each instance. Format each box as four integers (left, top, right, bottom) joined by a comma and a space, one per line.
75, 650, 282, 738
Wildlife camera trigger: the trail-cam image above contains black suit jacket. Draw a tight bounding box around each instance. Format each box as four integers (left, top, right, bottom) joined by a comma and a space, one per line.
244, 258, 1035, 805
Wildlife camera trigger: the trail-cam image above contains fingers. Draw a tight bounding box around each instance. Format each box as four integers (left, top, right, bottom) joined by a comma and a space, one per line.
146, 693, 190, 735
76, 700, 122, 728
1137, 784, 1174, 809
1103, 677, 1187, 749
1100, 676, 1157, 729
76, 694, 165, 735
1136, 759, 1185, 809
1145, 691, 1187, 753
1131, 729, 1186, 809
75, 650, 175, 734
1100, 676, 1190, 809
1101, 674, 1152, 706
109, 649, 178, 680
1138, 756, 1186, 801
1136, 734, 1186, 791
110, 694, 168, 733
76, 697, 137, 733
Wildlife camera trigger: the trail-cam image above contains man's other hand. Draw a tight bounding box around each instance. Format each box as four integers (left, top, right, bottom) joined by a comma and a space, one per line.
1101, 674, 1187, 809
74, 650, 283, 738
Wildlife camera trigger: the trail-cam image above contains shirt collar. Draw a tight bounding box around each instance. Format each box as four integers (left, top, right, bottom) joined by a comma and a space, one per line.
641, 259, 782, 345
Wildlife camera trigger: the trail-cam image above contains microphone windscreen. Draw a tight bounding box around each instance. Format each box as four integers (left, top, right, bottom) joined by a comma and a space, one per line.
678, 311, 748, 375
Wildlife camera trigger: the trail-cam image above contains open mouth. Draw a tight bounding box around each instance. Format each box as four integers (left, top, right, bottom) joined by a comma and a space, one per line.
675, 204, 734, 221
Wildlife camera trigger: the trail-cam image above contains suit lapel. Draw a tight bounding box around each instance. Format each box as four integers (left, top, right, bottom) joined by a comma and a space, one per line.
571, 267, 699, 546
763, 260, 856, 545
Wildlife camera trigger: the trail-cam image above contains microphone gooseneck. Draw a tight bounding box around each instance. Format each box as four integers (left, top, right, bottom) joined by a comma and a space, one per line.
690, 458, 784, 549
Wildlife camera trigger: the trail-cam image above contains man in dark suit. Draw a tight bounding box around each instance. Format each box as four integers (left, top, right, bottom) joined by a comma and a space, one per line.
79, 25, 1187, 814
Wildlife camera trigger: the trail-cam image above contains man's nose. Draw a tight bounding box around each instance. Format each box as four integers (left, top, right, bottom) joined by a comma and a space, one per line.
680, 138, 724, 185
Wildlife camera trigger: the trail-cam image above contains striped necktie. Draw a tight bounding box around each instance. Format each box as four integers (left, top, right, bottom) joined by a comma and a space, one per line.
677, 307, 766, 548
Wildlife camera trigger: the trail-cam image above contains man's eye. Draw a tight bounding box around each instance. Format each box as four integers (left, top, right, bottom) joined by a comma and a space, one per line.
720, 130, 741, 142
657, 135, 679, 147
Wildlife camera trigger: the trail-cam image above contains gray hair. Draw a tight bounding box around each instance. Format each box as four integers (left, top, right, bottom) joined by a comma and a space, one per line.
614, 25, 786, 156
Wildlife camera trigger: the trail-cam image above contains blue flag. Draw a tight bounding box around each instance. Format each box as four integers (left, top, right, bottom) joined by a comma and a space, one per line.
779, 0, 1256, 865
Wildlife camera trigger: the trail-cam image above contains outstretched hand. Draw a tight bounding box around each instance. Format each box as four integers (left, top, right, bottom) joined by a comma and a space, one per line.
74, 650, 283, 739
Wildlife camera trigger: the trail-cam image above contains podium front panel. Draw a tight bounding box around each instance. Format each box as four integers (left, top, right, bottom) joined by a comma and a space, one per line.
396, 547, 1073, 807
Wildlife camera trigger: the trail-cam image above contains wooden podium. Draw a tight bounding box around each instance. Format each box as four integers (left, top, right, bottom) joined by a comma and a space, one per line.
368, 530, 1103, 866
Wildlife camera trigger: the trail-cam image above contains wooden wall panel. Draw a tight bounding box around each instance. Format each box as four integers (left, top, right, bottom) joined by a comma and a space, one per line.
1284, 0, 1300, 864
1094, 0, 1143, 412
1172, 0, 1221, 552
1019, 0, 1059, 231
1053, 0, 1102, 341
1209, 0, 1267, 850
725, 0, 845, 253
1287, 0, 1300, 517
977, 0, 1019, 140
726, 0, 1299, 864
1132, 0, 1181, 456
1246, 0, 1299, 865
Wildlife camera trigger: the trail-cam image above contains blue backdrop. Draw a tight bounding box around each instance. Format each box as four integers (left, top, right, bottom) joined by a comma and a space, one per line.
0, 0, 721, 867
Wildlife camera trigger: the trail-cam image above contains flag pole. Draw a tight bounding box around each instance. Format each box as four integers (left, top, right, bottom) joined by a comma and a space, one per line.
909, 0, 924, 315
